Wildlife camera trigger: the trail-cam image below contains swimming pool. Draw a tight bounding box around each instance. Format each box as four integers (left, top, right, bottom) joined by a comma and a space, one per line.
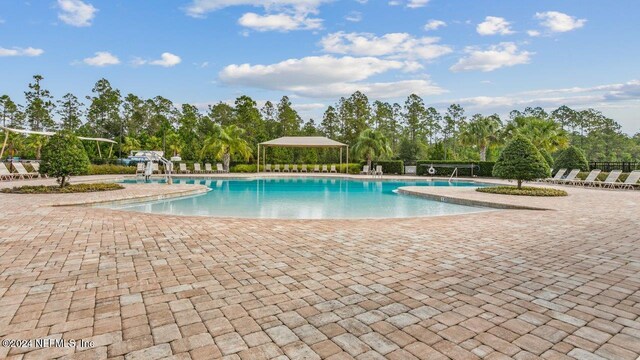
108, 177, 491, 219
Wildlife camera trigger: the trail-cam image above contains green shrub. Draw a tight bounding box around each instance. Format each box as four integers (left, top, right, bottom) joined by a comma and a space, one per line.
1, 183, 124, 194
476, 186, 567, 197
363, 160, 404, 174
492, 135, 550, 188
416, 161, 495, 177
539, 148, 554, 168
231, 164, 257, 173
88, 164, 137, 175
554, 146, 588, 171
40, 131, 90, 187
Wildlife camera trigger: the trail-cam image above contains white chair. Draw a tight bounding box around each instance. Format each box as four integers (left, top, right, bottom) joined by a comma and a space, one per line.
375, 165, 383, 177
205, 163, 213, 173
216, 163, 225, 173
360, 165, 369, 175
152, 163, 160, 174
618, 170, 640, 190
313, 165, 320, 173
179, 163, 190, 174
136, 162, 146, 175
600, 170, 623, 189
301, 165, 308, 173
283, 164, 290, 173
265, 164, 272, 172
545, 169, 567, 183
30, 162, 46, 178
274, 164, 281, 172
572, 169, 600, 186
12, 163, 37, 179
321, 165, 328, 173
194, 163, 202, 173
556, 169, 581, 185
0, 163, 15, 181
330, 165, 337, 173
292, 164, 299, 173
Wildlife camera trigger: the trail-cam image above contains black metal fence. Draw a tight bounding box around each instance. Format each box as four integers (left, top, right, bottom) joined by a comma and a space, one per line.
590, 162, 639, 173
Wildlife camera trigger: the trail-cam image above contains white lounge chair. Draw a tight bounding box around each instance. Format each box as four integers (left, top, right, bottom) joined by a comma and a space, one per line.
321, 165, 328, 173
13, 163, 37, 180
556, 169, 581, 185
194, 163, 202, 173
216, 163, 225, 173
30, 162, 47, 178
618, 170, 640, 190
274, 164, 281, 172
313, 165, 320, 173
292, 164, 299, 173
360, 165, 369, 175
600, 170, 623, 189
375, 165, 383, 177
283, 164, 290, 172
179, 163, 190, 174
0, 163, 15, 181
152, 163, 160, 174
205, 163, 213, 173
545, 169, 567, 183
265, 164, 272, 172
573, 169, 601, 186
330, 165, 337, 173
136, 162, 146, 175
301, 165, 308, 173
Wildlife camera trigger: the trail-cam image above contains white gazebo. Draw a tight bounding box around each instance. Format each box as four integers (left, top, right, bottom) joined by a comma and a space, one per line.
257, 136, 349, 173
0, 126, 118, 159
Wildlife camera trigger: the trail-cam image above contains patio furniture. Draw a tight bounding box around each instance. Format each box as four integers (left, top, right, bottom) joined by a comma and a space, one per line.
313, 165, 320, 173
205, 163, 213, 173
322, 165, 328, 173
600, 170, 623, 189
0, 162, 15, 181
545, 169, 566, 183
136, 162, 146, 175
375, 165, 383, 177
179, 163, 190, 174
283, 164, 290, 173
194, 163, 202, 173
360, 165, 369, 175
556, 169, 581, 184
274, 164, 281, 172
31, 162, 47, 178
301, 164, 308, 173
152, 163, 160, 174
265, 164, 272, 172
216, 163, 225, 173
292, 164, 299, 173
330, 165, 337, 173
573, 169, 601, 186
618, 170, 640, 190
12, 162, 37, 179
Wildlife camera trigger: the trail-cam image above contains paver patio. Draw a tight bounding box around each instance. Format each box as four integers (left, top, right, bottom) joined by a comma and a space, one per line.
0, 175, 639, 359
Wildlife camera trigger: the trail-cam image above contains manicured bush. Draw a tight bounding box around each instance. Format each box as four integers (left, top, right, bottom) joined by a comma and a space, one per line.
1, 183, 124, 194
476, 186, 567, 197
39, 131, 90, 187
363, 160, 404, 174
539, 148, 554, 168
88, 164, 137, 175
554, 146, 589, 171
416, 160, 495, 177
492, 135, 550, 188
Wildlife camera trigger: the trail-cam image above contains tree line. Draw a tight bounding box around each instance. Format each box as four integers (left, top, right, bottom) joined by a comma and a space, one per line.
1, 75, 639, 165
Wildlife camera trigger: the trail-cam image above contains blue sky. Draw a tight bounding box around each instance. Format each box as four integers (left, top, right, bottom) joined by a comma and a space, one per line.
1, 0, 639, 133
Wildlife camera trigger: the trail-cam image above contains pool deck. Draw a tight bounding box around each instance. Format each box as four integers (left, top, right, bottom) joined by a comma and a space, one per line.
1, 174, 639, 359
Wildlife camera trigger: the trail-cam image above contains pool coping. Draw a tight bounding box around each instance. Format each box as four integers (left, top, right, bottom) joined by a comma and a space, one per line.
49, 186, 210, 207
396, 187, 550, 211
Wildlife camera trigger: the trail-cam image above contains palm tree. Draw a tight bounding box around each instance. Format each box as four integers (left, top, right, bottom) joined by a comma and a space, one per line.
122, 136, 141, 155
460, 114, 502, 161
201, 124, 252, 172
26, 134, 47, 160
504, 116, 569, 154
352, 129, 392, 171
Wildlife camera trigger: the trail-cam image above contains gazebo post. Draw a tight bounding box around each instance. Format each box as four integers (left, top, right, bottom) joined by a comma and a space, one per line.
256, 144, 260, 173
0, 130, 8, 160
108, 144, 113, 158
346, 146, 349, 174
340, 147, 342, 174
97, 140, 102, 159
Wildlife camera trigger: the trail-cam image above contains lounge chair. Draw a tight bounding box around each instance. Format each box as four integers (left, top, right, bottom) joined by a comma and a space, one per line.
618, 170, 640, 190
283, 164, 290, 173
330, 165, 337, 173
301, 165, 308, 173
31, 162, 47, 178
136, 162, 146, 175
313, 165, 320, 173
292, 164, 299, 173
545, 169, 567, 183
13, 163, 37, 180
360, 165, 369, 175
179, 163, 190, 174
321, 165, 328, 173
0, 163, 15, 181
274, 164, 281, 172
265, 164, 272, 172
599, 170, 623, 189
573, 169, 601, 187
194, 163, 202, 173
205, 163, 213, 173
556, 169, 580, 185
216, 163, 225, 173
375, 165, 383, 177
152, 163, 160, 174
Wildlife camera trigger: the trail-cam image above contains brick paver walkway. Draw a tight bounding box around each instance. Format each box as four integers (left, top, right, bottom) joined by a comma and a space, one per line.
1, 175, 639, 359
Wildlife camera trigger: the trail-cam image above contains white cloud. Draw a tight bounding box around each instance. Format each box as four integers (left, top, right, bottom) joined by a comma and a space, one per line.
320, 32, 452, 62
184, 0, 328, 17
0, 46, 44, 57
345, 11, 362, 22
535, 11, 586, 33
57, 0, 97, 27
407, 0, 429, 8
219, 55, 445, 98
133, 53, 182, 67
450, 42, 532, 72
83, 51, 120, 66
527, 30, 541, 37
424, 19, 446, 31
238, 12, 322, 31
476, 16, 514, 36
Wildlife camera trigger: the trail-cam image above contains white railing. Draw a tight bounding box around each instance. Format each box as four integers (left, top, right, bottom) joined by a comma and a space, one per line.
448, 168, 458, 182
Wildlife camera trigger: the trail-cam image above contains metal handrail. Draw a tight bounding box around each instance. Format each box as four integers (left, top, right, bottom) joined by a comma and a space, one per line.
448, 168, 458, 182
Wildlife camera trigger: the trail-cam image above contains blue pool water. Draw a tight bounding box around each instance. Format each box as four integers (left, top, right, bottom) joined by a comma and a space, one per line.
109, 177, 490, 219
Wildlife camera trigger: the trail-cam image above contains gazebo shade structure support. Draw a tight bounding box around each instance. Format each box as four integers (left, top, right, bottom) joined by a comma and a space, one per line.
0, 126, 117, 159
257, 136, 349, 174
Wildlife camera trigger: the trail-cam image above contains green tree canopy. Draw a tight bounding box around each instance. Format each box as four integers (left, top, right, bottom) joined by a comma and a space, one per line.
493, 135, 550, 188
554, 146, 589, 171
352, 129, 392, 171
39, 131, 90, 187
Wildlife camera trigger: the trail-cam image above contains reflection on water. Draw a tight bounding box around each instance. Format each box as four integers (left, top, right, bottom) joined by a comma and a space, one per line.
111, 178, 489, 219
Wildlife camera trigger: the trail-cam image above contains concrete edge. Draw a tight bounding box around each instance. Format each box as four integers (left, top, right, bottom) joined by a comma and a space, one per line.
49, 186, 210, 207
396, 187, 550, 211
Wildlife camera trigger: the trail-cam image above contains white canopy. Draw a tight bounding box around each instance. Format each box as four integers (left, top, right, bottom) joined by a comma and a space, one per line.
260, 136, 346, 148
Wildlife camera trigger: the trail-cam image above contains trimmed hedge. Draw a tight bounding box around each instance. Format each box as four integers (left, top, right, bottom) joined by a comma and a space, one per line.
1, 183, 124, 194
476, 186, 567, 197
88, 164, 137, 175
416, 161, 495, 177
362, 160, 404, 175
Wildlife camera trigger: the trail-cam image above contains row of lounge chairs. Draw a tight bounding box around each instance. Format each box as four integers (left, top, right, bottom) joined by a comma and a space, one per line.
266, 164, 338, 173
0, 162, 45, 181
543, 168, 640, 189
360, 165, 384, 176
178, 163, 227, 174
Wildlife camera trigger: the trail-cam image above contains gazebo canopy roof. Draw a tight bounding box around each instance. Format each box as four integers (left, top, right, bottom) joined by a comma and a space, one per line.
1, 126, 117, 144
260, 136, 346, 148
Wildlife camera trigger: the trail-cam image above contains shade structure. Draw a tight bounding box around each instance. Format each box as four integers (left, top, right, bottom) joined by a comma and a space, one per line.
0, 126, 117, 159
257, 136, 349, 173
